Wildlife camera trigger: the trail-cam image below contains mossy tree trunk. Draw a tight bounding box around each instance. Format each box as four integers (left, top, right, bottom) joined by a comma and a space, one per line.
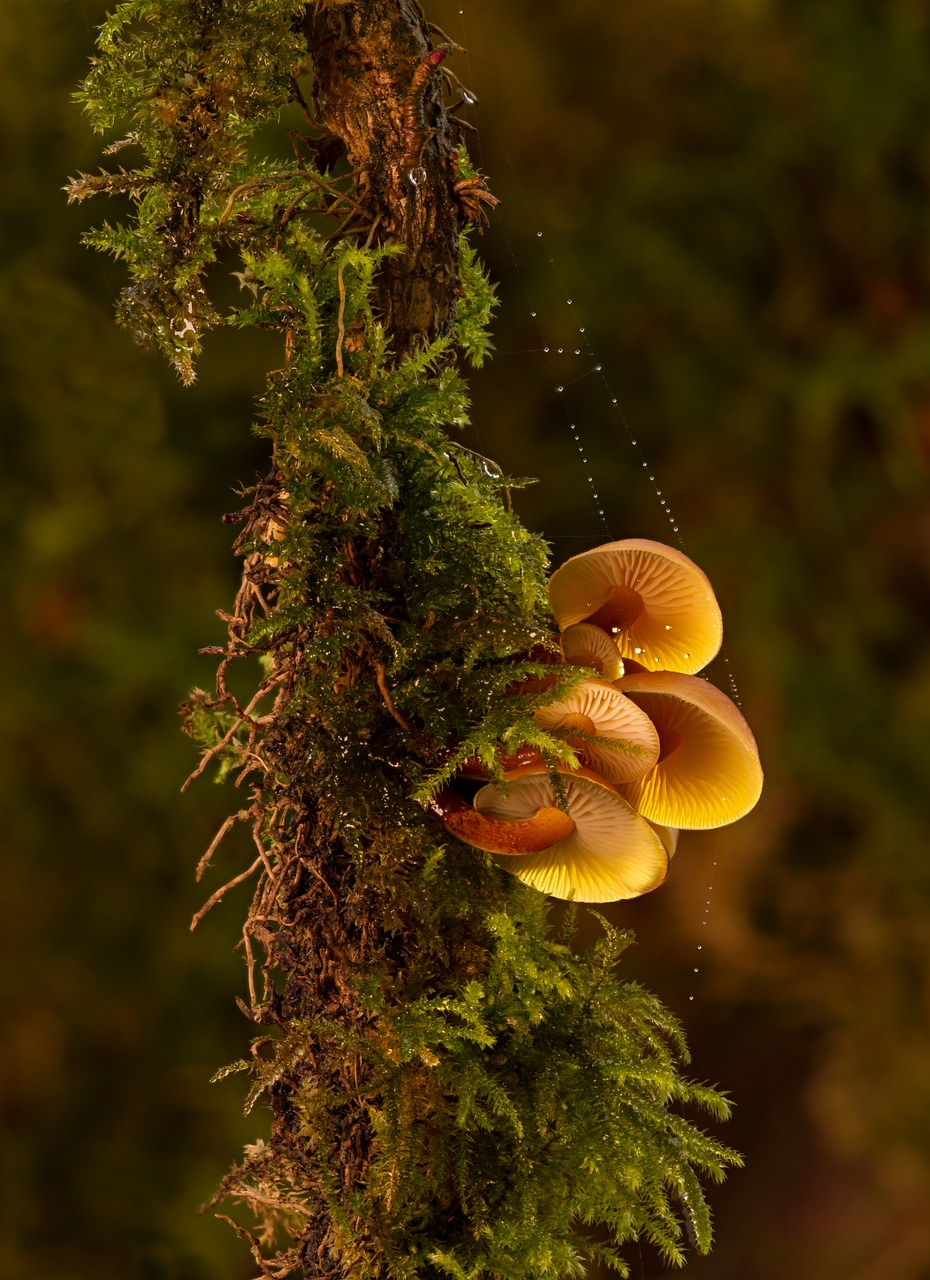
249, 10, 462, 1271
74, 2, 738, 1276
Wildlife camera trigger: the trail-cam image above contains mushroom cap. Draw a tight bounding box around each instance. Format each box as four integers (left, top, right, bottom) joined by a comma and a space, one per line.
560, 623, 624, 680
547, 538, 723, 675
617, 671, 763, 829
534, 678, 660, 784
474, 768, 669, 902
440, 798, 576, 855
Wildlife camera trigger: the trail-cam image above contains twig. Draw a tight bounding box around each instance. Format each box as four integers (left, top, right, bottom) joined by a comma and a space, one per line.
196, 809, 251, 881
363, 211, 382, 249
371, 656, 416, 736
190, 856, 263, 931
182, 673, 286, 792
289, 75, 324, 131
251, 814, 276, 880
336, 262, 347, 377
299, 855, 340, 909
243, 926, 258, 1009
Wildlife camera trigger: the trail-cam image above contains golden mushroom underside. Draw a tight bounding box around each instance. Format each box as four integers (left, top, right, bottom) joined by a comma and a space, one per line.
618, 688, 763, 829
534, 679, 660, 784
560, 623, 623, 681
547, 540, 723, 675
475, 772, 669, 903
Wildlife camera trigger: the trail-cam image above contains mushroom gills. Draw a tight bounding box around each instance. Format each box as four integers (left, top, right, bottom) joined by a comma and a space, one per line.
475, 771, 669, 903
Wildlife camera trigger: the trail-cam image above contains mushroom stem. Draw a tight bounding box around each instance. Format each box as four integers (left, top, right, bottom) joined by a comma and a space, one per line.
584, 584, 645, 635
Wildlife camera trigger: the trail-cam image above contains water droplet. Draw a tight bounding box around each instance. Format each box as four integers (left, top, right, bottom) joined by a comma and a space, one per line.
463, 90, 477, 104
574, 348, 581, 355
634, 647, 644, 655
630, 439, 637, 445
557, 347, 564, 353
566, 298, 573, 304
530, 311, 537, 317
556, 385, 563, 392
693, 968, 699, 974
579, 326, 585, 333
688, 995, 694, 1001
664, 625, 672, 631
595, 364, 602, 371
612, 398, 618, 404
543, 346, 550, 352
683, 653, 691, 659
536, 231, 543, 237
697, 944, 702, 951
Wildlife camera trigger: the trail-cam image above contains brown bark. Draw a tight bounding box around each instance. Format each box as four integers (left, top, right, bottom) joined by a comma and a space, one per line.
214, 13, 477, 1276
304, 0, 462, 356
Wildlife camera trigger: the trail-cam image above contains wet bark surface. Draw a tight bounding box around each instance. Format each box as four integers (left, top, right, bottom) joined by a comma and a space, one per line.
305, 0, 462, 355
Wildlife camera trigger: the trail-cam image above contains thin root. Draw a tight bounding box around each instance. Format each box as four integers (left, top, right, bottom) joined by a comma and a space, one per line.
196, 809, 251, 882
190, 856, 263, 931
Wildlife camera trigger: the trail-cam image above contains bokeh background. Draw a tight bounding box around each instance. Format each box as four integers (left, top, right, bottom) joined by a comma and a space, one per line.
4, 0, 930, 1276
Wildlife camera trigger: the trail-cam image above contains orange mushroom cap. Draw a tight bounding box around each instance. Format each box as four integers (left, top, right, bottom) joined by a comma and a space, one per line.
438, 792, 576, 855
548, 538, 723, 675
617, 671, 763, 829
560, 622, 624, 680
473, 767, 669, 903
534, 678, 660, 784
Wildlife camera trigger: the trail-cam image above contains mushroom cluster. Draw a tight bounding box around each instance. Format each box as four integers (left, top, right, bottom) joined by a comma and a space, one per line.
437, 538, 763, 903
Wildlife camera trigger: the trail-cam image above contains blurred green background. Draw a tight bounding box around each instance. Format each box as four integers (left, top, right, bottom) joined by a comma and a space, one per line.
4, 0, 930, 1276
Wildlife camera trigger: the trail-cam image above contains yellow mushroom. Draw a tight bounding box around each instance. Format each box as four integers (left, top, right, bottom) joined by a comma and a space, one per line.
560, 622, 624, 680
534, 678, 660, 784
548, 538, 723, 675
472, 766, 670, 903
617, 671, 763, 829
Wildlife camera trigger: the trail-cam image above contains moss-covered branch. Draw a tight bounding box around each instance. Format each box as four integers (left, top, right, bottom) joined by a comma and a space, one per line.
74, 1, 739, 1275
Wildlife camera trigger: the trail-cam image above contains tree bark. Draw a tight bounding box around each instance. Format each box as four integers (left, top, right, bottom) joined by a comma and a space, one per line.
305, 0, 462, 355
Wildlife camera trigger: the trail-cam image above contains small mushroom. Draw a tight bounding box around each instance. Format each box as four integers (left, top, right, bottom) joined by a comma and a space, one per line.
548, 538, 723, 675
617, 671, 763, 829
560, 622, 624, 680
534, 678, 660, 784
472, 767, 669, 902
435, 787, 576, 855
